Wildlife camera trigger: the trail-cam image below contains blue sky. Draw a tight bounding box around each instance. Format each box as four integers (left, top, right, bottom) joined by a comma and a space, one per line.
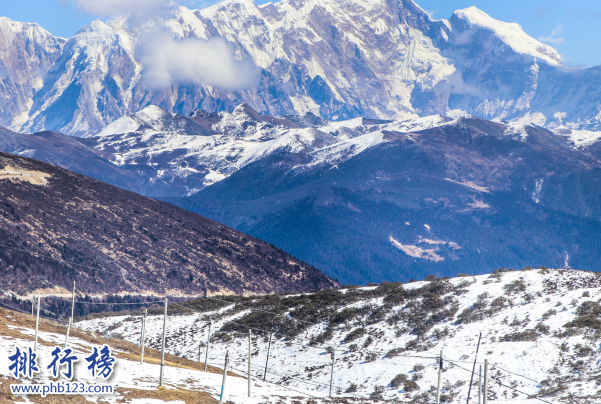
1, 0, 600, 67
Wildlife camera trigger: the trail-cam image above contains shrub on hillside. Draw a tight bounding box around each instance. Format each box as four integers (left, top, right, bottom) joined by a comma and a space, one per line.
542, 309, 557, 320
503, 279, 527, 294
575, 344, 594, 357
390, 374, 407, 388
500, 329, 538, 342
535, 322, 550, 335
365, 352, 378, 362
413, 363, 425, 372
386, 348, 404, 358
343, 327, 366, 343
564, 301, 601, 329
370, 385, 385, 399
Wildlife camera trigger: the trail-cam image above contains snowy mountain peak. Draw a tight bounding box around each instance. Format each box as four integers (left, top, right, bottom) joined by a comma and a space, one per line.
76, 19, 112, 35
452, 6, 562, 66
3, 0, 599, 136
95, 105, 211, 138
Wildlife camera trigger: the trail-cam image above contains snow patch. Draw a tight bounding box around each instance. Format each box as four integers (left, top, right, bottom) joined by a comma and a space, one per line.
453, 7, 562, 66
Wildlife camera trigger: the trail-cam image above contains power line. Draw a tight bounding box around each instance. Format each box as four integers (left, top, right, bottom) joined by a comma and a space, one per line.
0, 243, 351, 336
171, 302, 439, 360
46, 295, 164, 305
0, 243, 564, 399
443, 355, 539, 384
446, 359, 553, 404
226, 363, 321, 399
0, 243, 192, 293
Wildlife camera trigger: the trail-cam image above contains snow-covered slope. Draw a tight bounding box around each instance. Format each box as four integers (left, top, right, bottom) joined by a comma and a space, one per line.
86, 104, 453, 196
78, 268, 601, 403
0, 307, 324, 403
452, 7, 561, 66
3, 0, 600, 136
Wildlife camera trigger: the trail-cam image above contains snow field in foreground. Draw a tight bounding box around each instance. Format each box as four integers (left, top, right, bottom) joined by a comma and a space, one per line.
77, 269, 601, 403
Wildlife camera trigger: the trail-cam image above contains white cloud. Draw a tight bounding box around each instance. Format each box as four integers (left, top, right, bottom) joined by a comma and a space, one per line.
539, 24, 563, 44
447, 71, 482, 97
424, 9, 436, 19
61, 0, 172, 19
139, 32, 260, 90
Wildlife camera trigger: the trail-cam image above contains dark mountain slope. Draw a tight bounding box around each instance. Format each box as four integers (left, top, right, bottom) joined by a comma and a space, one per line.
171, 118, 601, 284
0, 152, 336, 295
0, 126, 139, 191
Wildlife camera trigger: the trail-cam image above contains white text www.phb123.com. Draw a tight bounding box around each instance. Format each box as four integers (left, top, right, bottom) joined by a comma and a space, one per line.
10, 382, 113, 397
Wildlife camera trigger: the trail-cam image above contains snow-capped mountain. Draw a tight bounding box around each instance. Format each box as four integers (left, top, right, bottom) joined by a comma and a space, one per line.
1, 0, 599, 136
0, 18, 64, 131
78, 268, 601, 403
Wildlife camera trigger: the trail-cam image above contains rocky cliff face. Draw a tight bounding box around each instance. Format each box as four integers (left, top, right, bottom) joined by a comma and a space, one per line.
0, 18, 64, 130
0, 151, 336, 295
1, 0, 598, 136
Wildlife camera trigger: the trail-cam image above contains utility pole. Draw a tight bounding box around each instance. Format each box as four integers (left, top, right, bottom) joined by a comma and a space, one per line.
140, 309, 147, 364
329, 346, 336, 398
483, 359, 488, 404
159, 298, 168, 386
219, 350, 229, 404
466, 332, 483, 404
197, 316, 203, 363
478, 365, 482, 404
436, 350, 443, 404
64, 318, 72, 348
248, 329, 252, 397
70, 281, 76, 321
263, 333, 272, 381
64, 281, 76, 348
204, 320, 212, 372
34, 293, 40, 352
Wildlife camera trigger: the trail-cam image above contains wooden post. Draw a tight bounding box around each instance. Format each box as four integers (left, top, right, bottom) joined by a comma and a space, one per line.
478, 365, 482, 404
159, 298, 168, 386
140, 309, 147, 364
219, 350, 229, 404
63, 281, 76, 348
248, 329, 252, 397
34, 293, 40, 352
64, 318, 72, 349
204, 320, 212, 372
435, 350, 443, 404
263, 333, 272, 381
70, 281, 76, 321
483, 359, 488, 404
466, 332, 483, 404
329, 346, 336, 397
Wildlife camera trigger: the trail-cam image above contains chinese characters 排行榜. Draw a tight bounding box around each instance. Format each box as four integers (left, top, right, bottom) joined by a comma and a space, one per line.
8, 344, 115, 380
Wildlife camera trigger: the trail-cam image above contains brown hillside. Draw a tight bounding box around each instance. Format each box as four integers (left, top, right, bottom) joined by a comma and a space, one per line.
0, 152, 336, 296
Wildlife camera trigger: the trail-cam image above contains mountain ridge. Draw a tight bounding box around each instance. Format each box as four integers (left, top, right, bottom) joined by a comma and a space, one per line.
0, 0, 599, 136
3, 104, 601, 284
